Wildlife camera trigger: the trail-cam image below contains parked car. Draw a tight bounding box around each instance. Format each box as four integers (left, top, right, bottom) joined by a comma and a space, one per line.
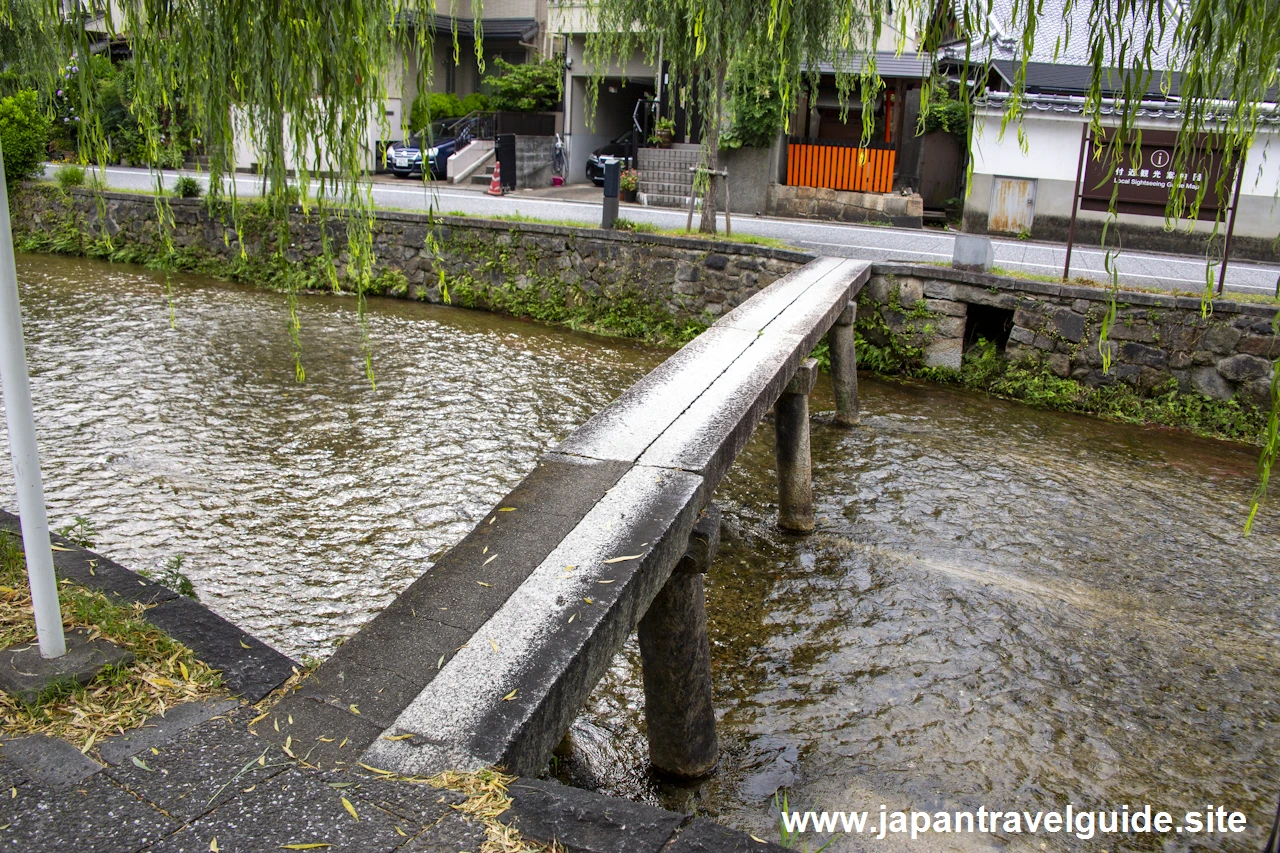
586, 131, 636, 184
387, 118, 472, 180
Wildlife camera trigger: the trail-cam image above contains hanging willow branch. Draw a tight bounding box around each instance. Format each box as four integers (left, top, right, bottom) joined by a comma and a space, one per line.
7, 0, 470, 383
584, 0, 1280, 527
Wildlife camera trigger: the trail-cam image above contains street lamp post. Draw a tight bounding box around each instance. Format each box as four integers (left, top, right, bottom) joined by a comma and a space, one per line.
0, 145, 66, 659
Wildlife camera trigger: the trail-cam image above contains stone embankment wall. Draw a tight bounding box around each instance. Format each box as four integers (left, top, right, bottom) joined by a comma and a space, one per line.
863, 264, 1279, 407
14, 186, 810, 323
13, 185, 1278, 407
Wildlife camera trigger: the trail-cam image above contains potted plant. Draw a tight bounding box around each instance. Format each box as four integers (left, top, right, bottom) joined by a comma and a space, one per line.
619, 168, 639, 202
652, 117, 675, 148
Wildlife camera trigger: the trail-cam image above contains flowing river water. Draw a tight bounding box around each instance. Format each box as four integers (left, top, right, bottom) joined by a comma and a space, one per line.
3, 254, 1278, 852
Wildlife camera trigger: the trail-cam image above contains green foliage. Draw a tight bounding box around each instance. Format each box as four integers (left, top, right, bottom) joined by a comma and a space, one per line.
56, 516, 97, 548
919, 85, 968, 137
484, 58, 563, 113
55, 163, 85, 190
722, 51, 790, 149
139, 554, 198, 600
459, 92, 491, 114
410, 91, 464, 131
173, 175, 202, 198
0, 90, 50, 190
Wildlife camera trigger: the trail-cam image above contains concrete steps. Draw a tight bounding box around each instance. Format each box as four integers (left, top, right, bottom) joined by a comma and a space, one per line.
638, 148, 699, 209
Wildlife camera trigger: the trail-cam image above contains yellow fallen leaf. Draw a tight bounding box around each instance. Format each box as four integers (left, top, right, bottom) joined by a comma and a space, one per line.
50, 544, 72, 551
477, 581, 492, 587
81, 733, 96, 755
241, 785, 255, 793
563, 565, 576, 572
482, 546, 488, 554
273, 718, 280, 732
150, 747, 159, 755
179, 662, 189, 681
395, 827, 407, 837
567, 614, 576, 624
489, 638, 499, 652
317, 737, 334, 743
503, 689, 518, 701
239, 640, 251, 649
9, 787, 15, 799
339, 737, 349, 749
258, 754, 266, 766
288, 715, 293, 725
285, 736, 292, 751
498, 507, 517, 512
148, 676, 175, 689
342, 796, 358, 821
382, 733, 414, 741
583, 598, 593, 604
750, 835, 767, 843
349, 704, 360, 715
248, 712, 269, 727
602, 554, 643, 564
483, 555, 498, 566
488, 516, 495, 525
210, 838, 219, 852
358, 762, 393, 775
437, 654, 445, 669
597, 580, 616, 584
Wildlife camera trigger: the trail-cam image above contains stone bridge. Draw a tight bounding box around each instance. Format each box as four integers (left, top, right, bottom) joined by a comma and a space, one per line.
268, 256, 870, 783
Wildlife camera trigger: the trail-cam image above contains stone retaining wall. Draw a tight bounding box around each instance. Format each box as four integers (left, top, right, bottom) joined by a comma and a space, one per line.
863, 263, 1280, 407
768, 184, 924, 228
13, 185, 811, 324
13, 185, 1278, 408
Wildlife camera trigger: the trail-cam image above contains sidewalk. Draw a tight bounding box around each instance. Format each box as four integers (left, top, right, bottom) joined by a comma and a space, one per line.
0, 514, 788, 853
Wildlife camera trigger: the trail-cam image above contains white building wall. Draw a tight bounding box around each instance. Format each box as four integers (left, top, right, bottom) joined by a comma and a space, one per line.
967, 106, 1280, 247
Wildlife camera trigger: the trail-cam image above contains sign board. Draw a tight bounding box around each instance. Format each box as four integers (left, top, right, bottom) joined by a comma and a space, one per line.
1080, 129, 1232, 221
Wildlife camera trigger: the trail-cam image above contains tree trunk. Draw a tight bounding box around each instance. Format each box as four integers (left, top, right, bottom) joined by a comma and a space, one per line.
698, 64, 727, 234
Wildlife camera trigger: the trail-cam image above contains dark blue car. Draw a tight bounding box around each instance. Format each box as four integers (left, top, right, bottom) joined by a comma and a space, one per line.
388, 118, 470, 180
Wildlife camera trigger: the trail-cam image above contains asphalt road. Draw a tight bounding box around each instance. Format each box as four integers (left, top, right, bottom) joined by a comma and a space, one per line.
57, 164, 1280, 298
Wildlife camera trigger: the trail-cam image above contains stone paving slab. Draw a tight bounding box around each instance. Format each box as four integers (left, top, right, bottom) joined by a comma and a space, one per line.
0, 731, 102, 787
148, 768, 405, 853
401, 810, 489, 852
98, 698, 241, 766
0, 772, 176, 853
504, 778, 687, 853
364, 466, 705, 778
106, 707, 289, 823
326, 771, 466, 828
0, 747, 29, 790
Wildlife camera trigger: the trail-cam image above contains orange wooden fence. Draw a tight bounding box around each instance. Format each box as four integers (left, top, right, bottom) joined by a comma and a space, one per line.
786, 140, 896, 194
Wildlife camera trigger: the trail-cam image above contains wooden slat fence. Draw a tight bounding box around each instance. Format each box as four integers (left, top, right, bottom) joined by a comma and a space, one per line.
786, 139, 896, 194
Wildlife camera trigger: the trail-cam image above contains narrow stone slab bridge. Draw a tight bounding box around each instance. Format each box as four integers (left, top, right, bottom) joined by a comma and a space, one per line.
270, 257, 870, 782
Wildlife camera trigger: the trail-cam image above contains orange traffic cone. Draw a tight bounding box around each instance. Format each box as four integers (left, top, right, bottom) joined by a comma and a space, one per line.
488, 161, 503, 196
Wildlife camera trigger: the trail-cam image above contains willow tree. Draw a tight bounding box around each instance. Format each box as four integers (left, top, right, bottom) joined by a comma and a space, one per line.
585, 0, 1280, 525
7, 0, 480, 381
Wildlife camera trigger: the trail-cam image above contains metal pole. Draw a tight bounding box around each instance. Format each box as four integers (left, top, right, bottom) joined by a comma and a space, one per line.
1063, 124, 1088, 280
722, 170, 731, 237
0, 148, 66, 659
1216, 160, 1244, 295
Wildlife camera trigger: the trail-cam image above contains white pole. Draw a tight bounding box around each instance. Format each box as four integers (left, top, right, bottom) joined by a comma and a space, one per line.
0, 147, 65, 658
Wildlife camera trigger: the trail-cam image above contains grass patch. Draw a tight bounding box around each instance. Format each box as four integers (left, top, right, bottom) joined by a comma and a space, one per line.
0, 530, 224, 753
613, 217, 795, 249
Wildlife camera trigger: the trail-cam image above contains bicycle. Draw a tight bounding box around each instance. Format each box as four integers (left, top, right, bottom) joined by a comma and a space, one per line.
552, 132, 566, 176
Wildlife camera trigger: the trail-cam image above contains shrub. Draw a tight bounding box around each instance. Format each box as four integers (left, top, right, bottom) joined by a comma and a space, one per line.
410, 91, 464, 131
55, 164, 85, 190
174, 175, 202, 198
0, 90, 51, 190
459, 92, 490, 114
722, 55, 789, 149
484, 58, 563, 113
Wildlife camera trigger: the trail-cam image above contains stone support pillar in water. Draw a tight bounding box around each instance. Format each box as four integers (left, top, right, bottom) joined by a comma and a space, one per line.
638, 506, 720, 778
828, 304, 859, 426
776, 358, 817, 533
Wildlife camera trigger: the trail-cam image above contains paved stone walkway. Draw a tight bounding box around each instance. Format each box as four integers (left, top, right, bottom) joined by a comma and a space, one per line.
1, 700, 787, 852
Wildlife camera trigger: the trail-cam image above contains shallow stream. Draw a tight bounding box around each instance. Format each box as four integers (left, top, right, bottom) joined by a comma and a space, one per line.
4, 254, 1277, 852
